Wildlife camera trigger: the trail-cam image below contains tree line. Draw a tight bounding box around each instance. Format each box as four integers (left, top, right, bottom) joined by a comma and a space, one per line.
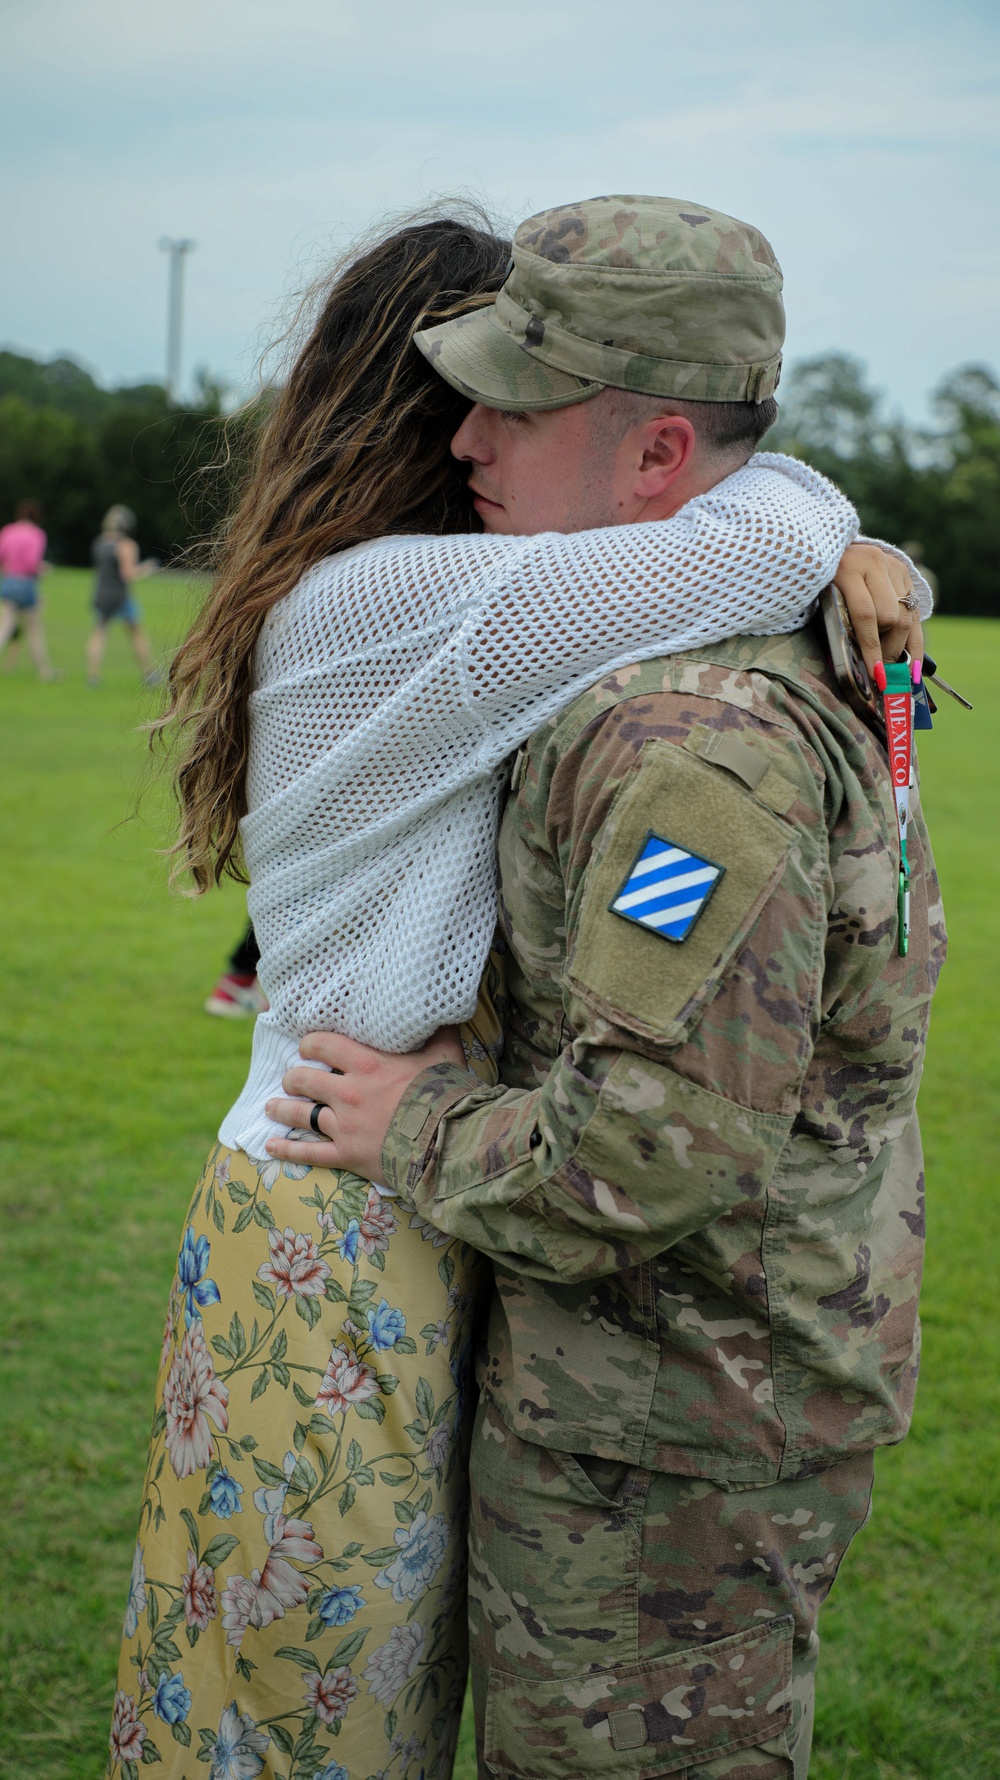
0, 351, 238, 568
768, 356, 1000, 616
1, 346, 997, 614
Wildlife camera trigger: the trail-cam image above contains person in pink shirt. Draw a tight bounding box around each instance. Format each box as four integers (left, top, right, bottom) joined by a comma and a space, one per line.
0, 499, 57, 679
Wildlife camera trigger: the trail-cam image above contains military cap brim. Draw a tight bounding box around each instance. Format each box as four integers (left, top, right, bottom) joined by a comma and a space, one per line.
414, 307, 603, 412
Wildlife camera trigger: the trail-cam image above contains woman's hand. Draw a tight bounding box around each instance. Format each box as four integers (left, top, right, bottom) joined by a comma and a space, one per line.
835, 543, 924, 677
264, 1026, 468, 1177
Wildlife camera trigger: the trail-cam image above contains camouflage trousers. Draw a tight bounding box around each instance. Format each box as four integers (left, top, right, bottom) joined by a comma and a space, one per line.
468, 1398, 875, 1780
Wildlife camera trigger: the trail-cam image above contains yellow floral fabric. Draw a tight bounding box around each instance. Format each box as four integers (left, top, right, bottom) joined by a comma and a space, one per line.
109, 970, 503, 1780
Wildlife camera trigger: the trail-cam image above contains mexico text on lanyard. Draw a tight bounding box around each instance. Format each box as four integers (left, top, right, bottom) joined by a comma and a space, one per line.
881, 660, 914, 956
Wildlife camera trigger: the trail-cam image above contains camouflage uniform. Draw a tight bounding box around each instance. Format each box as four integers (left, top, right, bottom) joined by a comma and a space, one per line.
399, 192, 942, 1775
382, 629, 945, 1777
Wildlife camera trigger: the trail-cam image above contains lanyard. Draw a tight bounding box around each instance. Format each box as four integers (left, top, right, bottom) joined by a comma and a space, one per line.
881, 660, 914, 956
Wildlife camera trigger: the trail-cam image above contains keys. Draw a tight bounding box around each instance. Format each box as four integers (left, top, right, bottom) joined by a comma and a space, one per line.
922, 655, 973, 711
925, 670, 973, 711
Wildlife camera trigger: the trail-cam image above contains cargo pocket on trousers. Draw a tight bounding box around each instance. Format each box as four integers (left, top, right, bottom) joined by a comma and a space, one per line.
484, 1615, 794, 1778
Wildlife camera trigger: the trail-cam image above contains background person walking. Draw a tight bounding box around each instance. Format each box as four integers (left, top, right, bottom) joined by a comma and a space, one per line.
0, 498, 57, 679
87, 504, 159, 686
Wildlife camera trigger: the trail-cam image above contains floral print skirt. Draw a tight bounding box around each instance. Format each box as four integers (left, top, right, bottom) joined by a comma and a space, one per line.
107, 954, 508, 1780
109, 961, 505, 1780
109, 1146, 490, 1780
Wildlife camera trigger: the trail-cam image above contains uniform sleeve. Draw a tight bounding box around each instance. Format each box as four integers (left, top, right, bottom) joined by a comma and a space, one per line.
382, 698, 830, 1282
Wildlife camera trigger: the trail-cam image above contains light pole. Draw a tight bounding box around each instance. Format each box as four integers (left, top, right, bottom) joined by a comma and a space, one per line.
158, 237, 196, 402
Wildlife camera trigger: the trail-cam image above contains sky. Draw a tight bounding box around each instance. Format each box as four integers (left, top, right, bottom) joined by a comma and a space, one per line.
4, 0, 999, 421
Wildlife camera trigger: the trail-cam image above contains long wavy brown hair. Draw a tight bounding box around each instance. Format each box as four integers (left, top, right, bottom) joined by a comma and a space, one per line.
157, 207, 510, 892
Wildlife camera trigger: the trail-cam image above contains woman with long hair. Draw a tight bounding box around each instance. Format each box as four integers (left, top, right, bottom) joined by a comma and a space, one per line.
109, 208, 926, 1780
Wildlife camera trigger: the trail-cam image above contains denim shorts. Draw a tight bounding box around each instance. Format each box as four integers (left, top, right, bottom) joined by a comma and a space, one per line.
2, 576, 39, 610
94, 595, 141, 625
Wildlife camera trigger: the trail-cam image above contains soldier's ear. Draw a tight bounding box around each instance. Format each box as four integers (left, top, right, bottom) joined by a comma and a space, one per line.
633, 415, 696, 496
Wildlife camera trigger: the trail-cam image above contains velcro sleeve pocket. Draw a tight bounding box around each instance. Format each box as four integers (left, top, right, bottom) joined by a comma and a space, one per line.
484, 1616, 794, 1778
566, 740, 794, 1047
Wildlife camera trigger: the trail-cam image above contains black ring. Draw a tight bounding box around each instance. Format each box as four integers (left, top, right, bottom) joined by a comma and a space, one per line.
309, 1102, 325, 1136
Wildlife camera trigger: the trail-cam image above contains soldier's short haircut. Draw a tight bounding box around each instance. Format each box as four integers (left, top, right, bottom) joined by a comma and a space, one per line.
596, 387, 779, 460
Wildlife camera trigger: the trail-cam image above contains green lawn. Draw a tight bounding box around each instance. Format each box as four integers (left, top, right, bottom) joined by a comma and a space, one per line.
0, 571, 996, 1779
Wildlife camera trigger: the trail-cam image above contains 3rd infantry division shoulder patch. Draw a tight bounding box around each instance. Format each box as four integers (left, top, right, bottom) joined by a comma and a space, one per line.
611, 832, 725, 942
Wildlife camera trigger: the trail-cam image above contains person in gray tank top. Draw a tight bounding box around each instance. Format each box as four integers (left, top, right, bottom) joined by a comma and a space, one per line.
86, 504, 159, 686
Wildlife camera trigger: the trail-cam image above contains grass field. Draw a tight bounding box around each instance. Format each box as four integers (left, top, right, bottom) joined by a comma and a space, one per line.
0, 570, 997, 1780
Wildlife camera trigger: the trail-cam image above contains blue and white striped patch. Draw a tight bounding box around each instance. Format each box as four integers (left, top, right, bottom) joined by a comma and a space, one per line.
610, 832, 724, 943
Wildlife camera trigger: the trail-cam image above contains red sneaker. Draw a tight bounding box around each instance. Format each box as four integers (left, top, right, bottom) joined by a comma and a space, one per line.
204, 972, 269, 1018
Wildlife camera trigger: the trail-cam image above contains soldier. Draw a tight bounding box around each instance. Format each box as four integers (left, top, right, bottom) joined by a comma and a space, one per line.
269, 196, 944, 1778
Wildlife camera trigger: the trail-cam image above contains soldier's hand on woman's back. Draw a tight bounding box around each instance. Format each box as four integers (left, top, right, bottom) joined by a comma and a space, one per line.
264, 1025, 469, 1178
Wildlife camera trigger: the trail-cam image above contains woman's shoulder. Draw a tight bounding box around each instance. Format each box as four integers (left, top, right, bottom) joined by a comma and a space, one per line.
302, 530, 510, 582
270, 532, 513, 640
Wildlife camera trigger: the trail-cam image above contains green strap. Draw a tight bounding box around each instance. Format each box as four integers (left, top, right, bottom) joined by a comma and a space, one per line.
882, 661, 913, 954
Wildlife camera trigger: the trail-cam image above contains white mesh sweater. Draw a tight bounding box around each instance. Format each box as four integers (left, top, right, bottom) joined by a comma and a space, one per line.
219, 452, 930, 1159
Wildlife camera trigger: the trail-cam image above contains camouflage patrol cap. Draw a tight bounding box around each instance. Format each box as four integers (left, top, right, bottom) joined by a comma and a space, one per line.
415, 193, 784, 410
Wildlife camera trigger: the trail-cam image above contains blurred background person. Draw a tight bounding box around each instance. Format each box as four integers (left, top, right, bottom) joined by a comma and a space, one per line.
202, 920, 268, 1017
0, 498, 57, 679
87, 504, 160, 686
